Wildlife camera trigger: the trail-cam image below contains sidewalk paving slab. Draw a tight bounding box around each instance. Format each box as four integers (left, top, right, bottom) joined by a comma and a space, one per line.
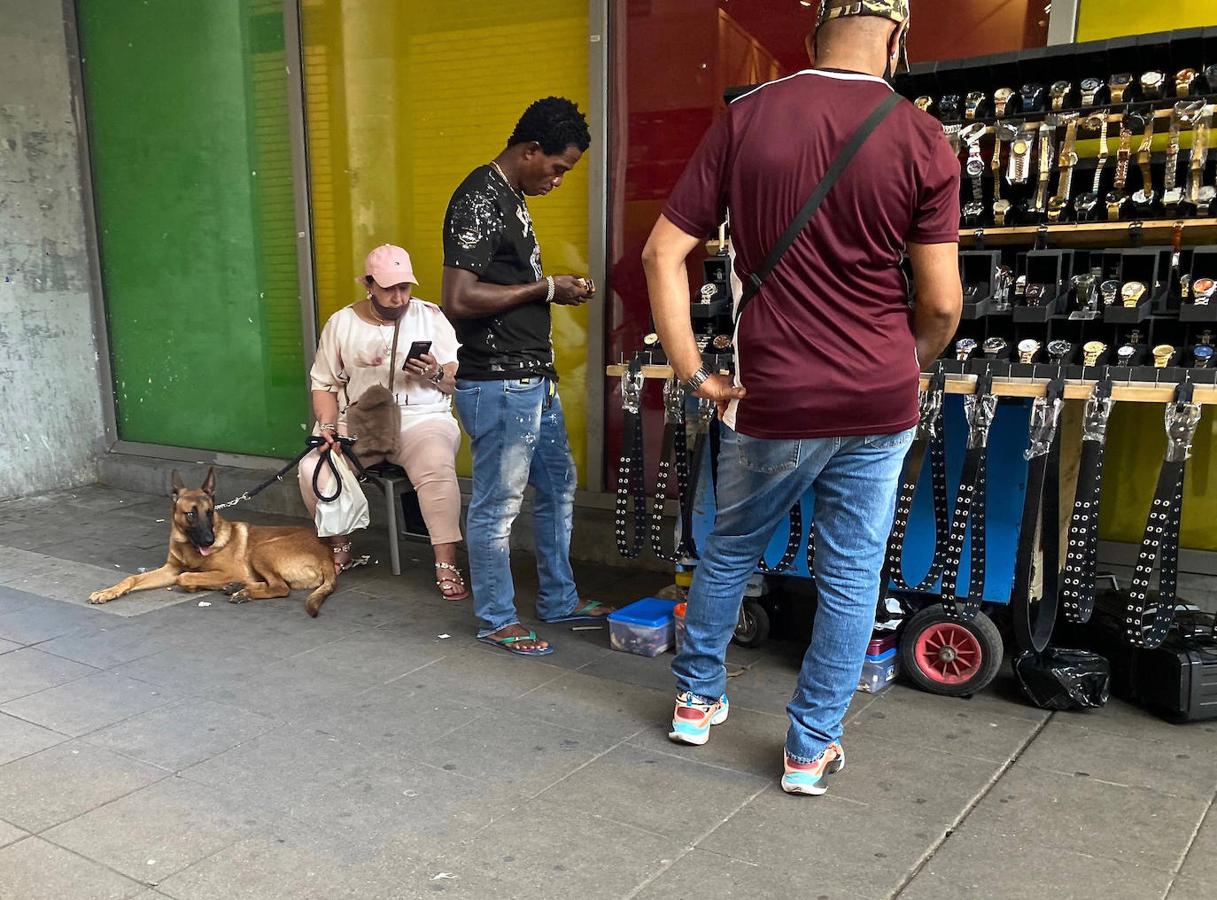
1, 670, 181, 738
0, 836, 147, 900
0, 711, 69, 767
0, 646, 98, 705
1177, 803, 1217, 885
0, 819, 28, 848
634, 849, 876, 900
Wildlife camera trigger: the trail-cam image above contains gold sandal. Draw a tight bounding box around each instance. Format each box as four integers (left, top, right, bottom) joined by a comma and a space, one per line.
331, 542, 368, 574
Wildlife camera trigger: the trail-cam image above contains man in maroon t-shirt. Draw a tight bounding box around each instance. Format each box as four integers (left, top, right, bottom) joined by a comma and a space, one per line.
642, 0, 961, 795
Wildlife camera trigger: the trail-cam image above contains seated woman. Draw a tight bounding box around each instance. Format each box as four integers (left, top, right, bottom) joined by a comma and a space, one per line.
300, 243, 468, 600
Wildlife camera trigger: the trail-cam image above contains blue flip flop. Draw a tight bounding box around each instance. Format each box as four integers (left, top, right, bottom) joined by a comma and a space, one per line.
543, 600, 611, 624
477, 629, 554, 657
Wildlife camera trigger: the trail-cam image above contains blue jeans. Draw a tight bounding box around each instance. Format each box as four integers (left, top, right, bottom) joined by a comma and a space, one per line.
453, 377, 580, 637
673, 424, 914, 763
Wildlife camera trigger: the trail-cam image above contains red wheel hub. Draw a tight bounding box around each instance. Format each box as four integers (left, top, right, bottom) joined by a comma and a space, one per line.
913, 622, 983, 685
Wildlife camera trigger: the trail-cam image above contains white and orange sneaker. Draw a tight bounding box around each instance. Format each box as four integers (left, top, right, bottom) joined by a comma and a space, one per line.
668, 692, 730, 746
780, 742, 845, 796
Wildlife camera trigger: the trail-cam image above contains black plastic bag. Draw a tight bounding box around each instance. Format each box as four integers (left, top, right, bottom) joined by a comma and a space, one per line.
1013, 647, 1111, 711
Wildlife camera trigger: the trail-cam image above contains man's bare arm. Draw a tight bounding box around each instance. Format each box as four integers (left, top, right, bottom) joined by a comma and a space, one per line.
907, 242, 963, 370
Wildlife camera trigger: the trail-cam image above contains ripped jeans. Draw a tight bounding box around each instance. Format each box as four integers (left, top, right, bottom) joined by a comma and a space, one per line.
453, 377, 580, 637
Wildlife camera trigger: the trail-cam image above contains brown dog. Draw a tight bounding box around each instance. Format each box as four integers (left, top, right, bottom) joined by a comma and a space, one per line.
88, 468, 337, 617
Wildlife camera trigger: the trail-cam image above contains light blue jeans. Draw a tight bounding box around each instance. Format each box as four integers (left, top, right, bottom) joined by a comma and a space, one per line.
453, 377, 580, 637
673, 424, 914, 763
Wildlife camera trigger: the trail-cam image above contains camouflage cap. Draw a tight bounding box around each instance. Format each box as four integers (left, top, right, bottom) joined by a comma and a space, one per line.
816, 1, 911, 73
817, 0, 910, 25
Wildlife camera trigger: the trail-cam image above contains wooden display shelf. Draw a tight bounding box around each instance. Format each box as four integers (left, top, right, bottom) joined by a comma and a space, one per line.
606, 364, 1217, 405
959, 218, 1217, 247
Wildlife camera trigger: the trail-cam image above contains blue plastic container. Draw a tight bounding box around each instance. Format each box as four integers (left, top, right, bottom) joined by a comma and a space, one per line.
608, 598, 678, 657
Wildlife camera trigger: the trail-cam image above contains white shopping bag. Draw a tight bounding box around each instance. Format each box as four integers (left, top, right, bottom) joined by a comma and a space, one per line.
314, 451, 370, 537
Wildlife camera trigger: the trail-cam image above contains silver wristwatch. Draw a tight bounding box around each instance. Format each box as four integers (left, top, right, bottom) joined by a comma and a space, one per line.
684, 366, 712, 393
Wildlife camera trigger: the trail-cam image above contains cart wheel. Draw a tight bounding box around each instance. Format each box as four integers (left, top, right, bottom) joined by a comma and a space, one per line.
733, 600, 771, 648
899, 605, 1002, 697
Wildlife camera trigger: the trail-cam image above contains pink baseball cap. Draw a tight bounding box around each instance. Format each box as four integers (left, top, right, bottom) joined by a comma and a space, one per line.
363, 244, 418, 288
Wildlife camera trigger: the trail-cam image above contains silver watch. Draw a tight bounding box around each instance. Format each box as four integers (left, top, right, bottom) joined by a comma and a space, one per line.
684, 366, 712, 393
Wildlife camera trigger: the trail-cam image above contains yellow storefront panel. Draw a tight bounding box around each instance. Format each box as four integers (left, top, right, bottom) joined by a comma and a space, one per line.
301, 0, 591, 482
1077, 1, 1217, 42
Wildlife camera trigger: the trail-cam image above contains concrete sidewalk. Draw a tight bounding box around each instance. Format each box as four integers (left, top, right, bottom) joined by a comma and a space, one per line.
0, 485, 1214, 899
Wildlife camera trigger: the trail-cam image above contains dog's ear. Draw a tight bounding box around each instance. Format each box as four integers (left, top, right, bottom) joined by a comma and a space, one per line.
201, 467, 216, 497
170, 470, 186, 498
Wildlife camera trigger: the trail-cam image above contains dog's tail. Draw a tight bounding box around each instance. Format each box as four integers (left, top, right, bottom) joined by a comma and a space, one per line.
305, 563, 337, 618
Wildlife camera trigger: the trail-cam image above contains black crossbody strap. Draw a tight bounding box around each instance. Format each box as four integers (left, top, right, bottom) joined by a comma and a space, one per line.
735, 91, 903, 325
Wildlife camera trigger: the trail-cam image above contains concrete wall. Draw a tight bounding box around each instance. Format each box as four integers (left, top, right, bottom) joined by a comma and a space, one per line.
0, 0, 106, 500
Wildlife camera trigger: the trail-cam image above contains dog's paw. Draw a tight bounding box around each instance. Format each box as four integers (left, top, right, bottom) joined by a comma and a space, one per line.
221, 582, 244, 596
229, 590, 251, 604
88, 589, 120, 604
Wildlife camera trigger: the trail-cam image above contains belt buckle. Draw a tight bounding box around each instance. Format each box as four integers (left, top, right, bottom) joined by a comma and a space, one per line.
1165, 401, 1202, 462
662, 377, 686, 424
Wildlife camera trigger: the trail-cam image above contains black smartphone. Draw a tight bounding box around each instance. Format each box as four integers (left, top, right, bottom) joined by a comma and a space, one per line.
403, 340, 432, 368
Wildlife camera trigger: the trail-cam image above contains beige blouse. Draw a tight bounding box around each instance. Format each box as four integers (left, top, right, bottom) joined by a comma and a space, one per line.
310, 300, 460, 421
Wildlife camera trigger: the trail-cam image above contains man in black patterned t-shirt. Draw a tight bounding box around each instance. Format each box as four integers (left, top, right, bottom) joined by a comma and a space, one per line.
442, 97, 611, 656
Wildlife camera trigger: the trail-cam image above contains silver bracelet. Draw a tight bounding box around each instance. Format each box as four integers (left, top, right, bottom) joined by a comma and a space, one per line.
544, 275, 556, 303
430, 367, 445, 385
319, 422, 338, 432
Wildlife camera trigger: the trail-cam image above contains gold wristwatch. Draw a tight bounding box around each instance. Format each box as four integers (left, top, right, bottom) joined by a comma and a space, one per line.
1082, 341, 1107, 367
1185, 104, 1213, 215
1176, 68, 1197, 98
993, 121, 1017, 226
1106, 117, 1133, 220
965, 91, 986, 121
1153, 344, 1176, 368
1049, 81, 1072, 112
1073, 112, 1109, 220
1108, 73, 1134, 104
1032, 121, 1056, 214
1008, 127, 1033, 185
1131, 113, 1157, 209
994, 87, 1015, 118
914, 95, 933, 113
1164, 101, 1206, 213
1193, 277, 1216, 306
1080, 78, 1104, 107
1140, 70, 1165, 100
1122, 281, 1147, 308
1047, 114, 1080, 223
1018, 339, 1041, 364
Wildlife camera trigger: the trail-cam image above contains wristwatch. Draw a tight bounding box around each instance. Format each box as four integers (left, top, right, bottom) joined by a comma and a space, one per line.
1108, 73, 1134, 104
1164, 101, 1206, 213
1049, 81, 1072, 112
914, 95, 934, 113
939, 94, 962, 122
643, 332, 661, 347
1021, 83, 1046, 114
965, 91, 987, 121
1031, 121, 1056, 214
942, 123, 962, 155
955, 337, 977, 361
1100, 279, 1120, 305
1017, 338, 1041, 364
1194, 344, 1214, 368
1072, 274, 1097, 310
1131, 111, 1157, 210
1122, 281, 1147, 308
1024, 283, 1048, 307
1176, 68, 1198, 98
1185, 104, 1213, 215
1193, 277, 1216, 306
1082, 340, 1107, 367
711, 334, 733, 352
1140, 70, 1166, 100
1117, 343, 1138, 366
994, 87, 1016, 118
1073, 113, 1110, 221
1153, 344, 1176, 368
993, 120, 1017, 226
1008, 128, 1034, 185
982, 337, 1008, 360
698, 283, 717, 303
960, 122, 987, 223
1080, 78, 1105, 107
1047, 113, 1080, 223
1048, 339, 1073, 364
683, 366, 712, 393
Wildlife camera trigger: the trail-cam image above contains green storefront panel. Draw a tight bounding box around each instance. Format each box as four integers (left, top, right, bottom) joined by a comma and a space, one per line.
79, 0, 307, 457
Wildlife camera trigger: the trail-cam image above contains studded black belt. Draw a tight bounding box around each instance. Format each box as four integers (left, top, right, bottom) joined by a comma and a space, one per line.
1060, 379, 1115, 625
881, 370, 949, 595
614, 364, 648, 559
650, 377, 693, 562
940, 372, 998, 623
1124, 382, 1201, 649
1011, 378, 1066, 653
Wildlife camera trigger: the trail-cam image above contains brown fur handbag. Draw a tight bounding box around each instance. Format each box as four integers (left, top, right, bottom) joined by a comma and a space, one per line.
344, 317, 401, 466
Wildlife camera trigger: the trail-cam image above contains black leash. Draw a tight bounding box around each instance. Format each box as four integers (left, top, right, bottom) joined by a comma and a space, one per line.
651, 377, 692, 562
215, 435, 368, 510
1011, 377, 1066, 654
614, 363, 648, 559
1124, 380, 1201, 649
1060, 377, 1115, 625
881, 369, 950, 595
940, 372, 997, 623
